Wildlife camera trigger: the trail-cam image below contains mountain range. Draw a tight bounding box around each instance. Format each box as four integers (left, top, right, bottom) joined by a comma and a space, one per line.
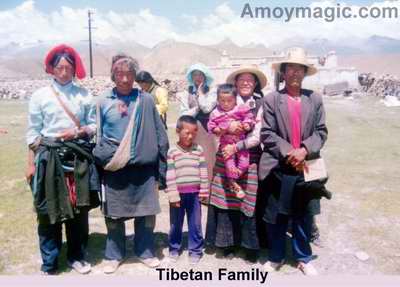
0, 35, 399, 79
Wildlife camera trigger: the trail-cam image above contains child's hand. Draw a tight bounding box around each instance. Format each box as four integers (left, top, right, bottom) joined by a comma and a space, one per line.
170, 201, 181, 208
228, 121, 244, 135
213, 127, 223, 136
242, 123, 251, 131
199, 196, 209, 205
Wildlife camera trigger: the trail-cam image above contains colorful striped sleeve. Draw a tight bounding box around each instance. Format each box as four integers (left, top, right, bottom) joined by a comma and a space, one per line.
165, 149, 181, 203
198, 146, 209, 198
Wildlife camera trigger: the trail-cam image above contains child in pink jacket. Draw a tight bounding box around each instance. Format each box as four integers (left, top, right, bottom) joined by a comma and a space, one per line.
208, 84, 255, 198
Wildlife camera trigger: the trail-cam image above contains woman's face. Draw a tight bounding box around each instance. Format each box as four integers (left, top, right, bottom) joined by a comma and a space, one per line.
53, 57, 74, 85
191, 70, 206, 88
235, 73, 256, 98
138, 82, 152, 92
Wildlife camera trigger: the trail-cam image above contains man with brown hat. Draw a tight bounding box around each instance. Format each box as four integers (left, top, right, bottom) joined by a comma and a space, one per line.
259, 47, 328, 275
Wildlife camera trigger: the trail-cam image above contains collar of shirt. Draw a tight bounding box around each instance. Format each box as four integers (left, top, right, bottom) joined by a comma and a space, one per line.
52, 79, 73, 95
237, 94, 259, 109
108, 88, 139, 103
175, 143, 198, 153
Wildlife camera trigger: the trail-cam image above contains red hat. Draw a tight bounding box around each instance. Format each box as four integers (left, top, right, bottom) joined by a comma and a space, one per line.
45, 44, 86, 79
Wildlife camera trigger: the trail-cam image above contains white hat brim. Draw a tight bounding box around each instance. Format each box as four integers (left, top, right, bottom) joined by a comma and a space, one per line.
226, 66, 268, 89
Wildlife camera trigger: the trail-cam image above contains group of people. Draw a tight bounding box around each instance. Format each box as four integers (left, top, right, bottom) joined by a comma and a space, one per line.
26, 44, 329, 276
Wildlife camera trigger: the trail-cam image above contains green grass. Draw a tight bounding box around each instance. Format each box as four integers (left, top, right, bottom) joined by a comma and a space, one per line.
1, 97, 400, 274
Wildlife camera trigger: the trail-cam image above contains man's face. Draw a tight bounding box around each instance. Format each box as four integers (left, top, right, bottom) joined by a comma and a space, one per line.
177, 122, 198, 148
53, 57, 74, 85
114, 64, 135, 95
283, 63, 306, 89
235, 73, 256, 98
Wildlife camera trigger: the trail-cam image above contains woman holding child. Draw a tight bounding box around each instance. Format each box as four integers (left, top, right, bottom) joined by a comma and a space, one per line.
205, 66, 267, 263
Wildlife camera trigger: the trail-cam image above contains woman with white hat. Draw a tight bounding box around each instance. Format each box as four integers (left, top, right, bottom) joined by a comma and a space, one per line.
205, 65, 267, 263
259, 47, 328, 275
179, 63, 218, 188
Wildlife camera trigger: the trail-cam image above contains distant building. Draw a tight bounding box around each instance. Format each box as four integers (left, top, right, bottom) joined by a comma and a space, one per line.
210, 48, 359, 92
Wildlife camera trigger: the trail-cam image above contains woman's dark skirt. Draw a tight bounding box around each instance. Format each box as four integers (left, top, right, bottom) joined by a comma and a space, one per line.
205, 205, 259, 250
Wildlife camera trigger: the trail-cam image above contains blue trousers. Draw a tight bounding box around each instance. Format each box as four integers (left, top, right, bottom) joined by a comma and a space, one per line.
37, 211, 88, 272
169, 193, 203, 258
104, 215, 156, 261
266, 213, 313, 264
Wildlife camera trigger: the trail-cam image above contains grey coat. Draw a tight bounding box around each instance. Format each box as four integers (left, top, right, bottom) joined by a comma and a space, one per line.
94, 89, 169, 218
258, 89, 328, 181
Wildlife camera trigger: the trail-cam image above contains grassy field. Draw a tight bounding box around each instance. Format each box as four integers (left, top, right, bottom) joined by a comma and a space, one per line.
0, 97, 399, 275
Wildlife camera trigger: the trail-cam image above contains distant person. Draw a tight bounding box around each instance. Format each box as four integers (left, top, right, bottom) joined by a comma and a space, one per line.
179, 63, 218, 191
259, 47, 328, 275
26, 44, 98, 275
165, 115, 208, 264
136, 71, 169, 129
0, 128, 7, 134
93, 53, 169, 274
208, 84, 255, 199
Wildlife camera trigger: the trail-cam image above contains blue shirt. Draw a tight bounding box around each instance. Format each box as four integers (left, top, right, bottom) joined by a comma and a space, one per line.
99, 88, 139, 142
26, 80, 96, 145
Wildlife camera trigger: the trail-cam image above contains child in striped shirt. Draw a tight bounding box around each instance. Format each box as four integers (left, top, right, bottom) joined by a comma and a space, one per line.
165, 115, 208, 264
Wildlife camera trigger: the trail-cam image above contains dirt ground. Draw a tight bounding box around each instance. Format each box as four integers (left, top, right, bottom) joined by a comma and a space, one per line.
0, 96, 399, 277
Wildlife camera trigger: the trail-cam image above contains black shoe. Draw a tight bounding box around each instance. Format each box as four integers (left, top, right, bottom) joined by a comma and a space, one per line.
204, 245, 217, 255
216, 247, 235, 259
244, 249, 258, 265
321, 187, 333, 200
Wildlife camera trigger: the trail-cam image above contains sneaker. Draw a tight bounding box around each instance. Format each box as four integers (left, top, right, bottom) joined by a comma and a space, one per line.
67, 260, 91, 274
168, 253, 180, 263
138, 257, 160, 268
189, 255, 201, 265
297, 262, 318, 276
263, 260, 284, 272
103, 260, 122, 274
40, 270, 57, 276
310, 236, 324, 248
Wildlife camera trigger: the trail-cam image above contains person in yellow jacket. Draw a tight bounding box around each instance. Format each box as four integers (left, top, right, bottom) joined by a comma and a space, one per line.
136, 71, 169, 129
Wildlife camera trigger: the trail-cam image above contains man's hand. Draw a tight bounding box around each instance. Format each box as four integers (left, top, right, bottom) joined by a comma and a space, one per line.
287, 147, 308, 168
57, 128, 78, 141
25, 164, 35, 184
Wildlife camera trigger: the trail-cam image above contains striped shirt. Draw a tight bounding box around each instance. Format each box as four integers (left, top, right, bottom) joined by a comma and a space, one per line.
165, 144, 208, 203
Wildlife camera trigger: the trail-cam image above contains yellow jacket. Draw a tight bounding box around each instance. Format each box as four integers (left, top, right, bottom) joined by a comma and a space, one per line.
149, 84, 168, 117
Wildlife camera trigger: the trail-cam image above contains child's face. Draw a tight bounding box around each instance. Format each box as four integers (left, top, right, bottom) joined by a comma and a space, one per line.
218, 92, 237, 112
177, 122, 198, 148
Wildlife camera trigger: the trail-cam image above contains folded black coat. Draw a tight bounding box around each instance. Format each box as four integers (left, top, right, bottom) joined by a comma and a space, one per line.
31, 138, 100, 224
263, 165, 331, 225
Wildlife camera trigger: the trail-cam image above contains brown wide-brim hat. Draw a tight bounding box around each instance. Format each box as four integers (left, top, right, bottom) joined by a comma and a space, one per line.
271, 47, 318, 76
226, 65, 268, 89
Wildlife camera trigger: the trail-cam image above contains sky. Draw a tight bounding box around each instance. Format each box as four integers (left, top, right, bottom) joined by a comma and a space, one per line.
0, 0, 399, 48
